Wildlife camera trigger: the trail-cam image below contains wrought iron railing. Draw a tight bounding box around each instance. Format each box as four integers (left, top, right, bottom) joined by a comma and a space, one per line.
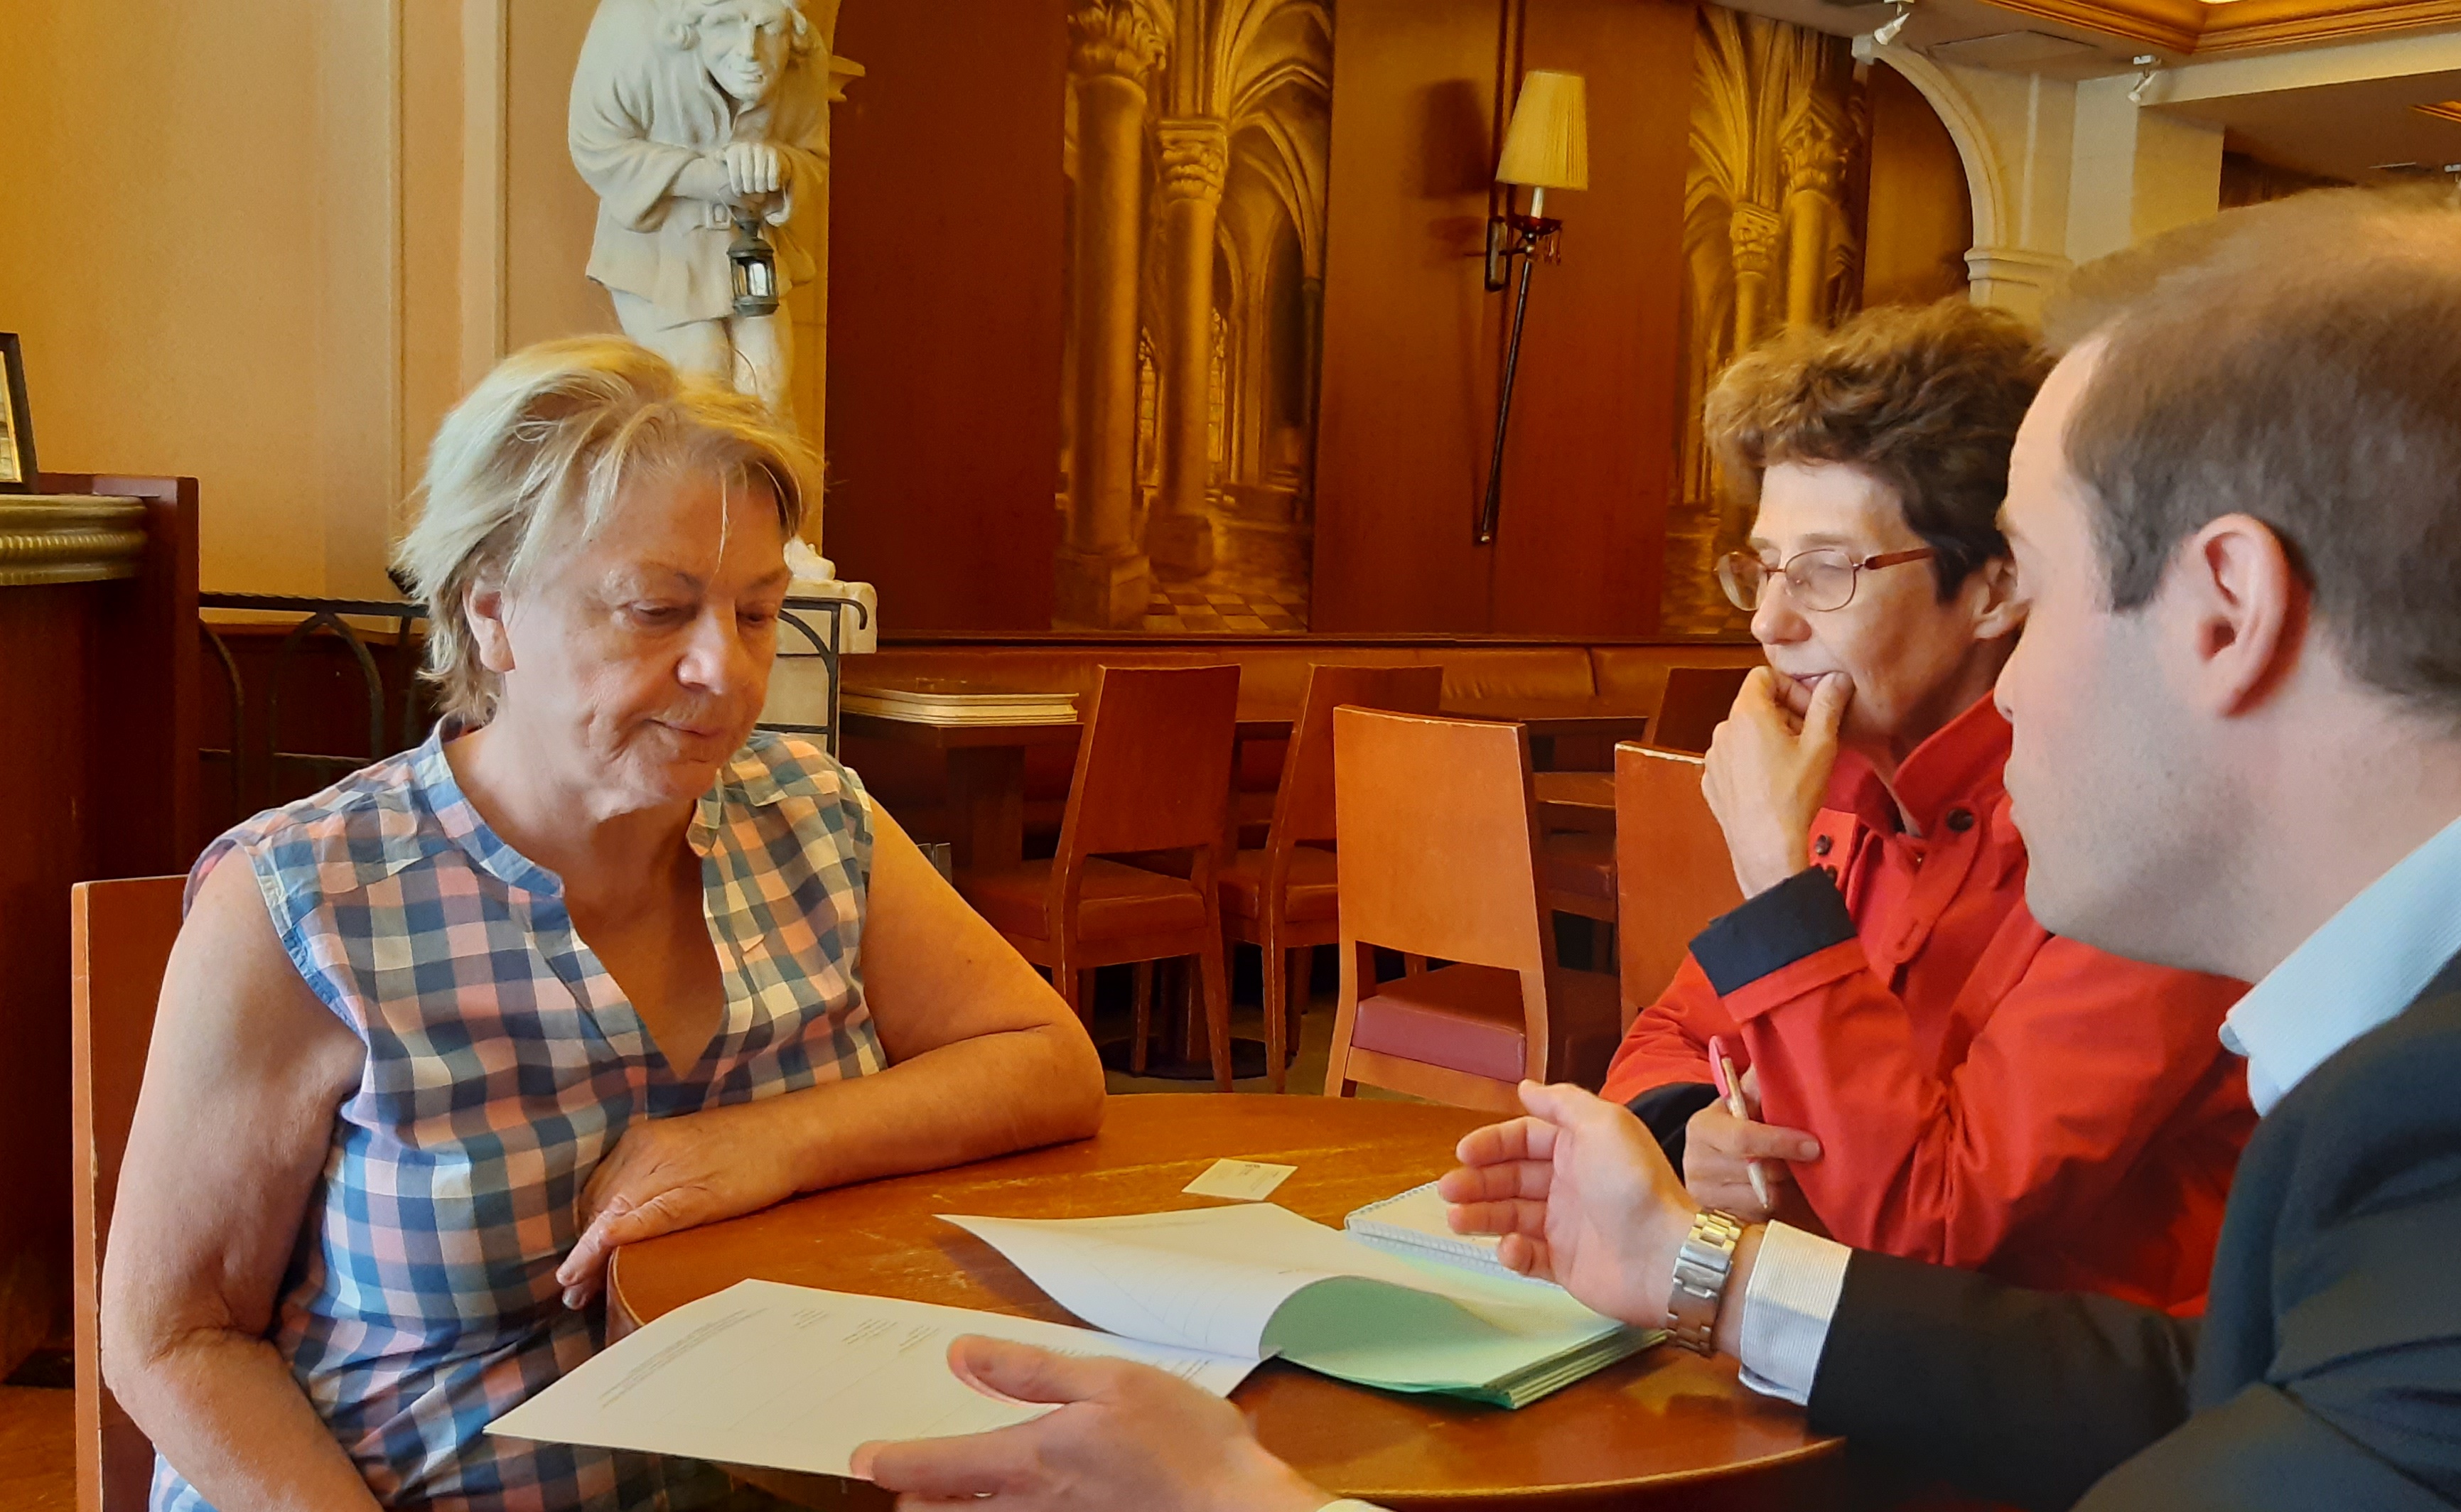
199, 591, 871, 821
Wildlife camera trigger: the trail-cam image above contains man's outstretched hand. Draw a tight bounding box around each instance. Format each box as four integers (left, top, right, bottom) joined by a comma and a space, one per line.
853, 1337, 1334, 1512
1438, 1081, 1705, 1329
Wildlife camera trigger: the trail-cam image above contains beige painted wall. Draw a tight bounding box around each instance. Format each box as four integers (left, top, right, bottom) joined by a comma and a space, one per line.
0, 1, 831, 595
0, 1, 403, 594
507, 0, 620, 355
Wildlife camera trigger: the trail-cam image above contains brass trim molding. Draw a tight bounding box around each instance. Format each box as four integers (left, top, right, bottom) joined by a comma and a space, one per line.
2200, 0, 2461, 53
1984, 0, 2202, 53
0, 495, 148, 588
1981, 0, 2461, 55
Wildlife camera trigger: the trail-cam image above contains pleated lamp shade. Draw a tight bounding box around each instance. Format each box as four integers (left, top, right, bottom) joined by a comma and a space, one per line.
1495, 71, 1589, 191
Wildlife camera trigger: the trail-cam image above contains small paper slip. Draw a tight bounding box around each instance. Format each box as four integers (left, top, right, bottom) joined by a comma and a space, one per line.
486, 1279, 1256, 1480
943, 1204, 1657, 1408
1182, 1158, 1297, 1202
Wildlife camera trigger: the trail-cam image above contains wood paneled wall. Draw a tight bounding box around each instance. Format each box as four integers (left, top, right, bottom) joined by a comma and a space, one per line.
1487, 0, 1694, 636
822, 1, 1068, 632
1279, 0, 1699, 638
1305, 0, 1512, 634
0, 477, 197, 1376
1290, 0, 1700, 637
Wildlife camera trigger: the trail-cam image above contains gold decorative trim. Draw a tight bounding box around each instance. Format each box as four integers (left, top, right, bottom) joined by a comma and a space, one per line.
1980, 0, 2202, 53
2415, 99, 2461, 126
2199, 0, 2461, 51
1980, 0, 2461, 54
0, 495, 148, 588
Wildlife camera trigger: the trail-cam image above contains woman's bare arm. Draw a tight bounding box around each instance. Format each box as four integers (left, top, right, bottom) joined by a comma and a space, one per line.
559, 805, 1106, 1295
101, 855, 377, 1511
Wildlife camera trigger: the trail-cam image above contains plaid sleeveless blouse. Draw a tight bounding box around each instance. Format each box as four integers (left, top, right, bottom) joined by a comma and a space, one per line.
156, 728, 885, 1511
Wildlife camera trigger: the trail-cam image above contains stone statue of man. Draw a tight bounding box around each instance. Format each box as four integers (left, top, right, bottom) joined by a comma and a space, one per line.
570, 0, 837, 418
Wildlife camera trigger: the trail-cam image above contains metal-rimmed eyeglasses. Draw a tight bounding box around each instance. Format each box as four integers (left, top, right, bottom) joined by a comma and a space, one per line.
1716, 546, 1937, 614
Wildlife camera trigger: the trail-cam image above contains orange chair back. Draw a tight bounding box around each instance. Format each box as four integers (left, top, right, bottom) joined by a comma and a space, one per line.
1332, 708, 1550, 981
1270, 664, 1445, 848
1652, 664, 1755, 755
1058, 664, 1243, 858
70, 877, 185, 1512
1613, 743, 1744, 1025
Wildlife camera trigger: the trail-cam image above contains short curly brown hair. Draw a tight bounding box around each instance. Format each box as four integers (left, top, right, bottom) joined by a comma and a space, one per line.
1704, 299, 2050, 600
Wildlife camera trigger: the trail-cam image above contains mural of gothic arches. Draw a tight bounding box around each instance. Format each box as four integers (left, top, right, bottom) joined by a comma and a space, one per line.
1055, 0, 1330, 630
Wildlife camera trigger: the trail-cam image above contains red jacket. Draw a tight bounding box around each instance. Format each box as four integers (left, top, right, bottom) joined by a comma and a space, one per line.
1603, 697, 2253, 1311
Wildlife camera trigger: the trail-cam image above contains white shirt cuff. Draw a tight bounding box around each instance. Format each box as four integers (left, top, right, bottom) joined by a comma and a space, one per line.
1734, 1221, 1851, 1405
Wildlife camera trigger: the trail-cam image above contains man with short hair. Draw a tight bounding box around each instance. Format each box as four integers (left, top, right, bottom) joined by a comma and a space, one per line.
853, 188, 2461, 1511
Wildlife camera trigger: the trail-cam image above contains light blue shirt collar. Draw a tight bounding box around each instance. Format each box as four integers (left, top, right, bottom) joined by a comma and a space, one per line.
2222, 811, 2461, 1113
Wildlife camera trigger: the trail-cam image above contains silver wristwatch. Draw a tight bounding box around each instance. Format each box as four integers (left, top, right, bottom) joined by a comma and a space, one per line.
1664, 1209, 1745, 1355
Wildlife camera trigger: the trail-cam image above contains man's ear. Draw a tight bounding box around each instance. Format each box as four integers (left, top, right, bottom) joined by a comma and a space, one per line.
1966, 555, 2028, 643
2160, 512, 2306, 717
466, 578, 517, 676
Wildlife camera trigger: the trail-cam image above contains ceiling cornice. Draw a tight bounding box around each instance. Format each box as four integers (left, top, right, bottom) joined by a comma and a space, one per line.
1975, 0, 2461, 56
1981, 0, 2203, 53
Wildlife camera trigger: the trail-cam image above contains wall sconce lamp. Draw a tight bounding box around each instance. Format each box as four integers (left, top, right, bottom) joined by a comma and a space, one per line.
1477, 69, 1588, 547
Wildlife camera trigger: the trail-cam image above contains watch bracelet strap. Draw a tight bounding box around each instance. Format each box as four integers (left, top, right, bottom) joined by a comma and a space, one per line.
1665, 1209, 1745, 1354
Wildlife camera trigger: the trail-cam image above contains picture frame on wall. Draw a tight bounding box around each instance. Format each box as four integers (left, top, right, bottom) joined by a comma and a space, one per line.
0, 333, 34, 493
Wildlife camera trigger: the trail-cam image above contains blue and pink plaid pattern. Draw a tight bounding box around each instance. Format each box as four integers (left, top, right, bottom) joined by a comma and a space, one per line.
156, 728, 884, 1511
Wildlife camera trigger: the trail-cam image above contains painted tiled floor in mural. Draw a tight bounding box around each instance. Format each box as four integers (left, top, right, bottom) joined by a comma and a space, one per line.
1141, 571, 1310, 633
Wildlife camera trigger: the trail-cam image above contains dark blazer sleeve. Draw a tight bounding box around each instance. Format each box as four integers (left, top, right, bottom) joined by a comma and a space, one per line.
1809, 981, 2461, 1512
1806, 1253, 2199, 1512
2080, 986, 2461, 1511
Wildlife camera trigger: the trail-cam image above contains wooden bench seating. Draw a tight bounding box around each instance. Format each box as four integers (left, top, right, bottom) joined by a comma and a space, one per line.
775, 639, 1761, 846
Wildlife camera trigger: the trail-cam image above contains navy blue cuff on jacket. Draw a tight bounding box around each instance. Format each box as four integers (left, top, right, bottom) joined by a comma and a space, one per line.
1627, 1082, 1718, 1168
1690, 867, 1857, 997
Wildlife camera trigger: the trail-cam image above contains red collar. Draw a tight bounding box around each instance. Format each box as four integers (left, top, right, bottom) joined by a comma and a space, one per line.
1824, 696, 2010, 838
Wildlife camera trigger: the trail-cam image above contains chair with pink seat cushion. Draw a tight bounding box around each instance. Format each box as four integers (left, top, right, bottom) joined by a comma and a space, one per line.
1323, 708, 1622, 1111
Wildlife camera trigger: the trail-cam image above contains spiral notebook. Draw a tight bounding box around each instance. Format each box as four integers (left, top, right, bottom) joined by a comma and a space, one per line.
1343, 1181, 1524, 1284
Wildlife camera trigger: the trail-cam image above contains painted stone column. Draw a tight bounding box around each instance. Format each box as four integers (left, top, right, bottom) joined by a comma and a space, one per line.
1728, 202, 1783, 351
1057, 4, 1163, 629
1147, 118, 1229, 578
1779, 104, 1847, 329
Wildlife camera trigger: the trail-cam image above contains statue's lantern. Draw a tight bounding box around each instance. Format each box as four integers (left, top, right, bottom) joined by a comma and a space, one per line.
728, 214, 782, 318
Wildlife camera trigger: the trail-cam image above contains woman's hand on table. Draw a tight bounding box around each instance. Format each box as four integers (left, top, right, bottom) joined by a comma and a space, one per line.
556, 1101, 804, 1307
1438, 1081, 1704, 1329
852, 1337, 1333, 1512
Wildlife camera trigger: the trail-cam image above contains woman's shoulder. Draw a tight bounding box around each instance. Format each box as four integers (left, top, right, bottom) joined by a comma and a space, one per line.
198, 745, 450, 903
715, 731, 869, 810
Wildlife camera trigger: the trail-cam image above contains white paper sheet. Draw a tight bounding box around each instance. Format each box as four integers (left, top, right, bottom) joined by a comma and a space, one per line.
1181, 1158, 1298, 1202
486, 1279, 1257, 1481
940, 1203, 1598, 1361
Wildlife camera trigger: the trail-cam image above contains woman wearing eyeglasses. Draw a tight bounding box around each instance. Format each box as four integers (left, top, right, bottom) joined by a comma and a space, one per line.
1603, 301, 2254, 1313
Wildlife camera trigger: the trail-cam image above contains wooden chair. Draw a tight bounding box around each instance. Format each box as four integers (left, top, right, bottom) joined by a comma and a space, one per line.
1540, 666, 1749, 967
958, 665, 1243, 1089
1614, 742, 1745, 1028
1323, 708, 1622, 1111
70, 876, 186, 1512
1219, 664, 1444, 1091
1651, 664, 1756, 755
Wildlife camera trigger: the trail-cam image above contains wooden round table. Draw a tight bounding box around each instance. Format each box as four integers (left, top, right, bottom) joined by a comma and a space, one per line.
609, 1096, 1843, 1511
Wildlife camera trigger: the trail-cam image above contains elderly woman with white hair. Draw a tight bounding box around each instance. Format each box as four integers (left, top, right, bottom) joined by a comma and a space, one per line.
100, 338, 1106, 1511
